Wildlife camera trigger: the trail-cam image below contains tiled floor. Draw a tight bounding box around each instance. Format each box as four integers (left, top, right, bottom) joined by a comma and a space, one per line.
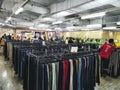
95, 76, 120, 90
0, 55, 23, 90
0, 50, 120, 90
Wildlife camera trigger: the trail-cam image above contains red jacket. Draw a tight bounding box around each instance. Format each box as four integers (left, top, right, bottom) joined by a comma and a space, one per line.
100, 43, 116, 59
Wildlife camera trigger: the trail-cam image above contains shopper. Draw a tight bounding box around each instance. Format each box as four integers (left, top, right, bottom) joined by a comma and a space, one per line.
0, 36, 5, 55
11, 34, 14, 40
68, 37, 73, 44
0, 36, 5, 46
100, 39, 116, 77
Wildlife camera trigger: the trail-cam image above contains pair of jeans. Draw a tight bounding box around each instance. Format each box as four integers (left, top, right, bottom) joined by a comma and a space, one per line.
101, 57, 109, 77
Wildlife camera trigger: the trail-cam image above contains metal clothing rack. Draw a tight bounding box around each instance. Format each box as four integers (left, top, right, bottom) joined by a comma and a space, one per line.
13, 46, 48, 76
26, 54, 54, 90
26, 51, 99, 90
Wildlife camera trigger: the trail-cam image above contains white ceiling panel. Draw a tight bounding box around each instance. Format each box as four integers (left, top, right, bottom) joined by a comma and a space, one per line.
24, 4, 49, 14
50, 0, 93, 13
71, 0, 118, 14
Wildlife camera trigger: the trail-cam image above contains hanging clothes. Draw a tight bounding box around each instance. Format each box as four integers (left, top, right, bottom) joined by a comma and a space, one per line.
23, 53, 100, 90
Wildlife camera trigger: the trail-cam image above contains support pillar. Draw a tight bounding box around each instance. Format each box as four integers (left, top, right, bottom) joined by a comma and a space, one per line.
45, 31, 49, 41
13, 28, 16, 39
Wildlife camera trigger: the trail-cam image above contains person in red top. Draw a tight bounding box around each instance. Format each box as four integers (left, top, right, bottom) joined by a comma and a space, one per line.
100, 39, 116, 77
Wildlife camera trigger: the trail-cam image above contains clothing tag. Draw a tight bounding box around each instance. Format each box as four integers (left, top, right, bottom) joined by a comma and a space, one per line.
42, 41, 46, 46
70, 47, 78, 52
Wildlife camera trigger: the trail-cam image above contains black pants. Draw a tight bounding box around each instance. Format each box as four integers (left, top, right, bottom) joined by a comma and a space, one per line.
101, 57, 109, 77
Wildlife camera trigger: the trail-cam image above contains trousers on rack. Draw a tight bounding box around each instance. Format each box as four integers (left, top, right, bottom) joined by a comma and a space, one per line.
101, 57, 109, 77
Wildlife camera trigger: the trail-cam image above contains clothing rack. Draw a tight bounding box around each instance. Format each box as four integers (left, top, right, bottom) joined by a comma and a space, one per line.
108, 48, 120, 78
13, 46, 48, 78
5, 41, 43, 60
4, 41, 101, 90
23, 51, 100, 90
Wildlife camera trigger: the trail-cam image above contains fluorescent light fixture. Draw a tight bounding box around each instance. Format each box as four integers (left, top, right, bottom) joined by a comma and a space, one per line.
117, 22, 120, 25
5, 17, 12, 23
81, 12, 106, 19
55, 28, 61, 29
7, 17, 12, 21
38, 24, 46, 27
38, 24, 48, 27
81, 28, 90, 30
52, 21, 63, 25
103, 27, 116, 30
87, 24, 102, 28
15, 7, 24, 15
54, 28, 63, 31
66, 26, 82, 31
66, 26, 75, 30
45, 29, 52, 31
0, 23, 5, 26
5, 20, 8, 23
29, 26, 37, 29
51, 11, 71, 18
41, 17, 56, 22
96, 0, 110, 3
38, 24, 50, 29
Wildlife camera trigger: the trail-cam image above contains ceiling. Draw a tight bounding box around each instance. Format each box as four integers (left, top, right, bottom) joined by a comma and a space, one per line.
0, 0, 120, 31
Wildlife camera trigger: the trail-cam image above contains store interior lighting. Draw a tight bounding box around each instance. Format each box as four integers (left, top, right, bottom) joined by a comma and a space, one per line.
103, 26, 117, 30
15, 7, 24, 15
41, 17, 56, 22
51, 11, 72, 18
52, 21, 63, 25
117, 21, 120, 25
86, 24, 102, 28
81, 12, 106, 19
29, 26, 37, 29
0, 23, 5, 26
5, 17, 12, 23
96, 0, 111, 4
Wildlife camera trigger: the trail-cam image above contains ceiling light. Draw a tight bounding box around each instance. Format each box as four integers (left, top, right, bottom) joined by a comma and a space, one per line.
81, 28, 90, 30
66, 26, 83, 30
52, 21, 63, 25
0, 23, 5, 26
5, 20, 8, 23
7, 17, 12, 21
51, 11, 72, 18
41, 17, 56, 22
81, 12, 106, 19
87, 24, 102, 28
38, 24, 50, 29
103, 27, 116, 30
15, 7, 24, 15
46, 29, 52, 31
5, 17, 12, 23
29, 26, 37, 29
38, 24, 47, 27
117, 22, 120, 25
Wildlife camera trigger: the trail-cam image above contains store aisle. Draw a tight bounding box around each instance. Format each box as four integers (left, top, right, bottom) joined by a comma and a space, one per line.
95, 76, 120, 90
0, 55, 23, 90
0, 48, 120, 90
